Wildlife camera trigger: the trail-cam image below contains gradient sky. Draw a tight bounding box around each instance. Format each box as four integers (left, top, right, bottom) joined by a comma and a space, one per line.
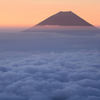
0, 0, 100, 27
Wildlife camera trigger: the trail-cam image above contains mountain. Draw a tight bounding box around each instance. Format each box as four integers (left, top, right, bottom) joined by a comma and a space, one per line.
25, 11, 96, 32
36, 11, 93, 26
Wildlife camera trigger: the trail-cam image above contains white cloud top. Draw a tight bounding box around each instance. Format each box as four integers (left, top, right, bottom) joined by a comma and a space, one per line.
0, 51, 100, 100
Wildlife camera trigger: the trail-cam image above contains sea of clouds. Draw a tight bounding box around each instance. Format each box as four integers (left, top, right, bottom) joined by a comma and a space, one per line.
0, 51, 100, 100
0, 30, 100, 100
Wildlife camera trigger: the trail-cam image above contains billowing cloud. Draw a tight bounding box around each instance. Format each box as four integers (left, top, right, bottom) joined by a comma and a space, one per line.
0, 51, 100, 100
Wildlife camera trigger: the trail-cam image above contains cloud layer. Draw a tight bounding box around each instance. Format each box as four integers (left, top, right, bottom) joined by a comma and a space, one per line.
0, 51, 100, 100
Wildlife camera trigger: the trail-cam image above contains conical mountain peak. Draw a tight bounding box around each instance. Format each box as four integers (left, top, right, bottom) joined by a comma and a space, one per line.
36, 11, 93, 27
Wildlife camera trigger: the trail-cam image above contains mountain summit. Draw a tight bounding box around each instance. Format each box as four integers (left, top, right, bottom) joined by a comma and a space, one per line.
36, 11, 93, 26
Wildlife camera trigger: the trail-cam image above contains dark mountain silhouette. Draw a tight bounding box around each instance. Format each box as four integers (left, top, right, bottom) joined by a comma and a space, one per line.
36, 11, 93, 26
25, 11, 97, 32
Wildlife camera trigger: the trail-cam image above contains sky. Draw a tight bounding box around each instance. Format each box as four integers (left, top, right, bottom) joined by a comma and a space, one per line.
0, 0, 100, 27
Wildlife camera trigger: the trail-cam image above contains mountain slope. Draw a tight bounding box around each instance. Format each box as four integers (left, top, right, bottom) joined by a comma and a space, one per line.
36, 11, 93, 26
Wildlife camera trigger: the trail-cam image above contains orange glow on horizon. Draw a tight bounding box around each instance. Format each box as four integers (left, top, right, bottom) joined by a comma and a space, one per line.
0, 0, 100, 27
